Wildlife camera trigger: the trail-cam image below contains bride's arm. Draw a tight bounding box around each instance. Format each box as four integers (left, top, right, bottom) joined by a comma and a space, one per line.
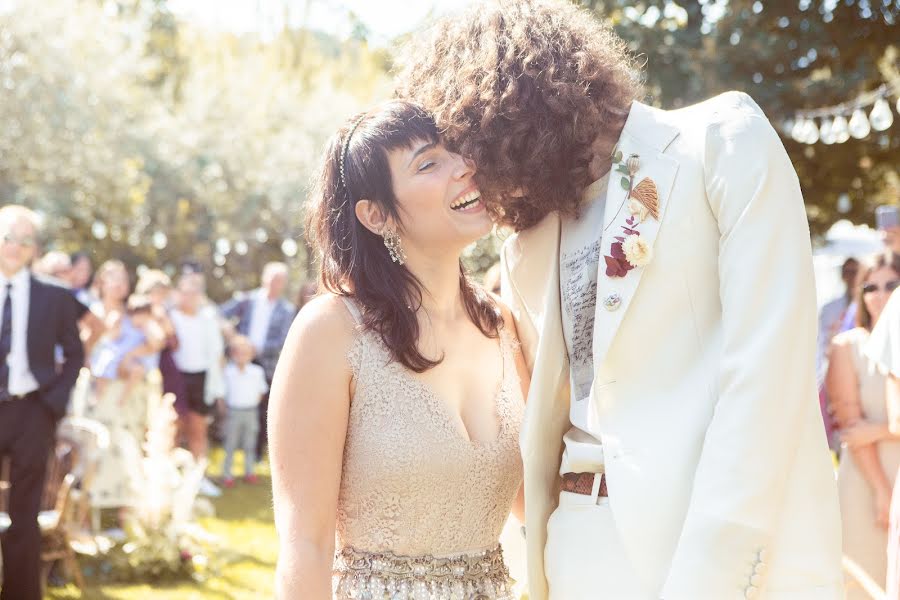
269, 296, 355, 600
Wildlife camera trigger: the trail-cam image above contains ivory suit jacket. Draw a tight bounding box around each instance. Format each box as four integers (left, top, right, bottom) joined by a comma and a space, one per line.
500, 92, 843, 600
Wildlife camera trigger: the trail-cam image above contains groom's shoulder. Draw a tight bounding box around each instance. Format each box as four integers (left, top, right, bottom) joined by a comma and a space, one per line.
665, 91, 769, 132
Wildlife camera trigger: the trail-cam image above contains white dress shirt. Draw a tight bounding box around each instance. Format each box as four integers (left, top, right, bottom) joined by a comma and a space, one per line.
247, 289, 275, 353
171, 309, 220, 373
558, 175, 608, 476
223, 362, 268, 409
0, 269, 40, 396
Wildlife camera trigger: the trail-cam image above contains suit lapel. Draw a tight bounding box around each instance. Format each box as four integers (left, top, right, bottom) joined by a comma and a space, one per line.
506, 214, 570, 455
591, 103, 681, 375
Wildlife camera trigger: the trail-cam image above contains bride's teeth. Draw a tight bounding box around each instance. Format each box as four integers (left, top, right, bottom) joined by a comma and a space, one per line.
452, 190, 481, 209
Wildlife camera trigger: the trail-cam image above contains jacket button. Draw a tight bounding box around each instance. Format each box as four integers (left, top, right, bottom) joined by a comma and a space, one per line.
603, 293, 622, 311
744, 585, 759, 599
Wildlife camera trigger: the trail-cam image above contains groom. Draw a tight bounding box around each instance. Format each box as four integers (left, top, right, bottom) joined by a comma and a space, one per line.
397, 1, 843, 599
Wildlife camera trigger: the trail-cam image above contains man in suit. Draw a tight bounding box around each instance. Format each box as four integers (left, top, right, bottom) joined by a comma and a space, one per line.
221, 262, 296, 459
396, 2, 843, 598
0, 205, 85, 600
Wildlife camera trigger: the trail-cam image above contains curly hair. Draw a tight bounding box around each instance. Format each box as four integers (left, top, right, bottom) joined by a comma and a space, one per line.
395, 0, 644, 231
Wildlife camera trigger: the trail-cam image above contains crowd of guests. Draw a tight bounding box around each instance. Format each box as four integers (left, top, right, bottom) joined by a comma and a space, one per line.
55, 259, 305, 502
0, 203, 312, 598
819, 205, 900, 599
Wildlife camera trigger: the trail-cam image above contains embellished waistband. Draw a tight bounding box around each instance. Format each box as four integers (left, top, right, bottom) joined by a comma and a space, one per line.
333, 544, 515, 600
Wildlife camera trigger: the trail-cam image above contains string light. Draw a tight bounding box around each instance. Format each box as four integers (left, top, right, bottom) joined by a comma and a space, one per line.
785, 77, 899, 145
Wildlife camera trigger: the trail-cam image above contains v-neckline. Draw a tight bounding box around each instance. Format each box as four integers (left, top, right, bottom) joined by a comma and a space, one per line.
394, 332, 509, 447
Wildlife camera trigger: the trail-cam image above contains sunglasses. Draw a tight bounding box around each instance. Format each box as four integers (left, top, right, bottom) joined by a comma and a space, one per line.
862, 280, 900, 295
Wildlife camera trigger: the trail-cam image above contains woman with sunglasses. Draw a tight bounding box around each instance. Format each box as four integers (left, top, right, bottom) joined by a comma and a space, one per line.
827, 252, 900, 598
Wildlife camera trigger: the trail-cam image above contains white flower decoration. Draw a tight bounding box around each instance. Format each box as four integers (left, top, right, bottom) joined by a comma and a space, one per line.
627, 199, 649, 222
622, 234, 653, 268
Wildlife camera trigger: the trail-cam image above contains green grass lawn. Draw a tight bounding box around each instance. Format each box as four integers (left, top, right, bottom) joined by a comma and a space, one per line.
46, 447, 277, 600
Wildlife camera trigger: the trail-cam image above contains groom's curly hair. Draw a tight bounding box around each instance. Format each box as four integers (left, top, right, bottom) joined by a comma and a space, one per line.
394, 0, 643, 231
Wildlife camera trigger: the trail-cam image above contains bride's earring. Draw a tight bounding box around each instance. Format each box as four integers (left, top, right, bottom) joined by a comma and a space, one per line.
382, 228, 406, 265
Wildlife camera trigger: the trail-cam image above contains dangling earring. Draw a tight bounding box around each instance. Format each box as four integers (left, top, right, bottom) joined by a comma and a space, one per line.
382, 228, 406, 265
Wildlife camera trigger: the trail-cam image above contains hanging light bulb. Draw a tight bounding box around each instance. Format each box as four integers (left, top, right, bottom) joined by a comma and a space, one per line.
791, 118, 806, 142
896, 96, 900, 116
870, 98, 894, 132
819, 117, 836, 144
802, 119, 820, 144
848, 108, 871, 139
782, 118, 795, 137
831, 115, 850, 143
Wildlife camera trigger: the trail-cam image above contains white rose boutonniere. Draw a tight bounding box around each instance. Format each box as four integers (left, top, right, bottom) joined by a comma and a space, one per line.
622, 234, 653, 268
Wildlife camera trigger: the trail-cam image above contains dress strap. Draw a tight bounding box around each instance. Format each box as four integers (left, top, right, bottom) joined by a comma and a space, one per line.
341, 296, 364, 326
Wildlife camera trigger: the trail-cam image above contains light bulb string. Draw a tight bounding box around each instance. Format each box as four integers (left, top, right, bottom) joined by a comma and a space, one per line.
791, 75, 900, 120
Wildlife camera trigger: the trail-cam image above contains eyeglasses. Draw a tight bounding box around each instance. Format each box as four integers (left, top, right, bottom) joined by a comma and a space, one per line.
862, 280, 900, 295
1, 233, 37, 248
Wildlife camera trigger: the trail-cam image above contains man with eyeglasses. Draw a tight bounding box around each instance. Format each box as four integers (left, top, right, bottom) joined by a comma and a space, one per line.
0, 205, 85, 600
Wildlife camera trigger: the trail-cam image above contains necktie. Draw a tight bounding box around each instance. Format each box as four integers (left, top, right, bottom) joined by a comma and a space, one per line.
0, 283, 12, 400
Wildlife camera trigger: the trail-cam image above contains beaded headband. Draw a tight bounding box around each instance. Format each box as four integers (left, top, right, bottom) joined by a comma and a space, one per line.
339, 113, 367, 194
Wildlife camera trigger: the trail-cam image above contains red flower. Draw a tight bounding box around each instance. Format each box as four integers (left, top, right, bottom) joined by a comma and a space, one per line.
604, 241, 634, 277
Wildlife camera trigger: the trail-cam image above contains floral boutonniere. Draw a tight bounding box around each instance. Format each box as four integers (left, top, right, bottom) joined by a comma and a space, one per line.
603, 151, 660, 278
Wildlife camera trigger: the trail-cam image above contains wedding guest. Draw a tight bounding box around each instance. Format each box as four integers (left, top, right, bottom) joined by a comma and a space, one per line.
0, 205, 85, 600
170, 274, 224, 464
866, 274, 900, 600
33, 250, 71, 283
68, 251, 95, 307
828, 253, 900, 599
136, 270, 187, 440
221, 262, 295, 460
86, 261, 164, 516
841, 207, 900, 333
221, 335, 268, 487
820, 257, 861, 375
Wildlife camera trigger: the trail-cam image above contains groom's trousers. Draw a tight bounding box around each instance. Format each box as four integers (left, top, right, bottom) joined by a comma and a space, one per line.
544, 481, 655, 600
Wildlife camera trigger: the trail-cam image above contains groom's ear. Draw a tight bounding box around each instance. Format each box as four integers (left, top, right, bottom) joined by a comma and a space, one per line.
354, 199, 389, 236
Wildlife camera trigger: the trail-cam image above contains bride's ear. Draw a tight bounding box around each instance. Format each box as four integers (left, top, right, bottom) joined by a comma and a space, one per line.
355, 199, 390, 236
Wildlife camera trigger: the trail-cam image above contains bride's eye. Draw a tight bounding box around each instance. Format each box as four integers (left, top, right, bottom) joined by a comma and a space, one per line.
417, 160, 436, 172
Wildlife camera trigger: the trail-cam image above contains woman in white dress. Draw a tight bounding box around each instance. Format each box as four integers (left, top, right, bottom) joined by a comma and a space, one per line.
828, 252, 900, 598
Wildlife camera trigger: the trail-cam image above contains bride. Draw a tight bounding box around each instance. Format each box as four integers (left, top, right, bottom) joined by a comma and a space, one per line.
269, 100, 528, 600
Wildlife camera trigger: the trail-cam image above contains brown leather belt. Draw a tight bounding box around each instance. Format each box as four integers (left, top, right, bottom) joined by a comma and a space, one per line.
562, 472, 608, 497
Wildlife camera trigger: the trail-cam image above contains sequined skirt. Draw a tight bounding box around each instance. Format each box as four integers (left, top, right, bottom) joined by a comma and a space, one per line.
333, 544, 516, 600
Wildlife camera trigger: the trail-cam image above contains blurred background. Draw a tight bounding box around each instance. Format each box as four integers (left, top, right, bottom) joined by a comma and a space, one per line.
2, 0, 897, 301
0, 1, 898, 599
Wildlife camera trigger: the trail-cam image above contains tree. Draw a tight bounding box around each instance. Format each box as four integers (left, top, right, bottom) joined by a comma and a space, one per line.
579, 0, 900, 236
0, 0, 393, 299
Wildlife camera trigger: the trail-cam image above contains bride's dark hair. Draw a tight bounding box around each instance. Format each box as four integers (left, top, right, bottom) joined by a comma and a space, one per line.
307, 100, 502, 372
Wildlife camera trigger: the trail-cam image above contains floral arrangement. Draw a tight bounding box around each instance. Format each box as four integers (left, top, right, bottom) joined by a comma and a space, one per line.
82, 377, 220, 583
604, 150, 659, 278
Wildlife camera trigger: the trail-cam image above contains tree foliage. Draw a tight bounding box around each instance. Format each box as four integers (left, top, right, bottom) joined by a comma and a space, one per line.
3, 1, 898, 302
0, 0, 392, 299
580, 0, 900, 235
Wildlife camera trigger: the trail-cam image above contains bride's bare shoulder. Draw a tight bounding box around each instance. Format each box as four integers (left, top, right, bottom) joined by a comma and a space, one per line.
285, 293, 358, 354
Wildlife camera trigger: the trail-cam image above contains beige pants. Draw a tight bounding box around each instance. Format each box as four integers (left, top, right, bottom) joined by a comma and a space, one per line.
544, 488, 655, 600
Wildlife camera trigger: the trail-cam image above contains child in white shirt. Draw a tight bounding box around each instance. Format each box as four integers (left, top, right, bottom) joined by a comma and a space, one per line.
222, 335, 268, 486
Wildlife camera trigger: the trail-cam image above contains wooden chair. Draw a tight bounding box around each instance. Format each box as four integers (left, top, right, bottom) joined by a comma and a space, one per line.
39, 435, 85, 591
0, 436, 85, 592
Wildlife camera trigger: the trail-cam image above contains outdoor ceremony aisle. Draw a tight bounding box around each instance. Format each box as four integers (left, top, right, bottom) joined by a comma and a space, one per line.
47, 448, 277, 600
